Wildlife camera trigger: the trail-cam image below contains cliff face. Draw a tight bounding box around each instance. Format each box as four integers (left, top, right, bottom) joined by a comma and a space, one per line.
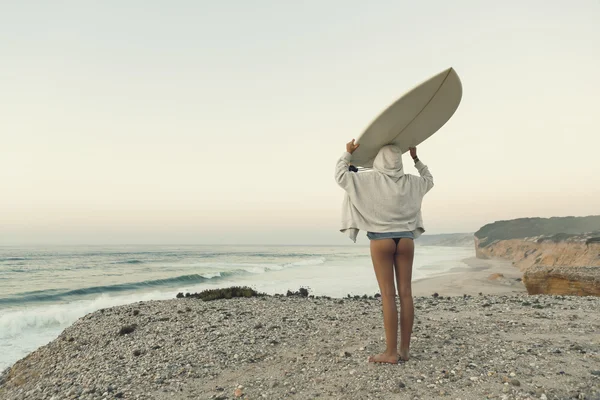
474, 216, 600, 296
474, 237, 600, 271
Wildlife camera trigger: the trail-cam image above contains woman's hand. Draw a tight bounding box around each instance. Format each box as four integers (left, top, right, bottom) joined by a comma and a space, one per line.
409, 147, 417, 159
346, 139, 360, 154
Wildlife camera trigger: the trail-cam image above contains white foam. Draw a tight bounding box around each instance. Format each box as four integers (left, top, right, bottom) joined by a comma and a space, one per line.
200, 272, 222, 279
287, 257, 326, 267
0, 290, 175, 371
0, 291, 172, 340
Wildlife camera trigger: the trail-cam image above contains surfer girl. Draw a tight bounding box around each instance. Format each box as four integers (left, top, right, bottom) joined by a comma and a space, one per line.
335, 139, 434, 363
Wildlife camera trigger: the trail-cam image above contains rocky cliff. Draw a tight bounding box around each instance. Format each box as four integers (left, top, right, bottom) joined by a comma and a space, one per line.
474, 216, 600, 296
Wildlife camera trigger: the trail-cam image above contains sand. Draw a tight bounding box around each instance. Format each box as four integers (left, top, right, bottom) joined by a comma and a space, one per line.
413, 257, 526, 297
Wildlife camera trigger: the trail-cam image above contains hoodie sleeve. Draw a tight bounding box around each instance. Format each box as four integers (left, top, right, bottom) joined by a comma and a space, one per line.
335, 152, 356, 190
414, 160, 434, 195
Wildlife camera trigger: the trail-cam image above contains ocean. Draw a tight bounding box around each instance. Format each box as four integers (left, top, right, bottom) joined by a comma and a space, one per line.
0, 244, 473, 371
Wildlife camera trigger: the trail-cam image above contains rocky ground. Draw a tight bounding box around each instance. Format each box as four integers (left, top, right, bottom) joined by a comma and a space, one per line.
1, 293, 599, 400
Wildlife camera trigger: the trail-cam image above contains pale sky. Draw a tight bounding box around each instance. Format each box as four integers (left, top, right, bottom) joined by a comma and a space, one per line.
1, 0, 599, 245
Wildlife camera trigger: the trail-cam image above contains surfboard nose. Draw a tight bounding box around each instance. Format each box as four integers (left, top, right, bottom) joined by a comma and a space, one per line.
350, 67, 463, 168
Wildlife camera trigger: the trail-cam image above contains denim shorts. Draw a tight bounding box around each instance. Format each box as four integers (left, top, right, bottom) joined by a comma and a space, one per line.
367, 231, 414, 241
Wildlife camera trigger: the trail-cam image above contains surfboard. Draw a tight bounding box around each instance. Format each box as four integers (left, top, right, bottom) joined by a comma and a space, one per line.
350, 67, 462, 168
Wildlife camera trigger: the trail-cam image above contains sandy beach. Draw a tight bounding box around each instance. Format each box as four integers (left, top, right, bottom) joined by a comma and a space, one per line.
1, 258, 599, 400
413, 257, 526, 297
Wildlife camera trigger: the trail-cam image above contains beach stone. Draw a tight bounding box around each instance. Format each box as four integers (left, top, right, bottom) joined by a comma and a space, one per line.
510, 379, 521, 386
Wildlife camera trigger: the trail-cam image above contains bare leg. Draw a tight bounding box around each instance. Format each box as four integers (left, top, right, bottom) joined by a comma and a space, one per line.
394, 238, 415, 361
368, 239, 399, 364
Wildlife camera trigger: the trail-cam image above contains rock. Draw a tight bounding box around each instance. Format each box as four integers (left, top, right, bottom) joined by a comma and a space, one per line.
523, 265, 600, 296
488, 273, 505, 280
118, 325, 137, 335
510, 379, 521, 386
591, 370, 600, 376
234, 388, 243, 397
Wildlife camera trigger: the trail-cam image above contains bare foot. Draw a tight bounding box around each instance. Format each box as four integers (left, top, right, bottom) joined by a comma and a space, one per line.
368, 352, 399, 364
399, 348, 410, 362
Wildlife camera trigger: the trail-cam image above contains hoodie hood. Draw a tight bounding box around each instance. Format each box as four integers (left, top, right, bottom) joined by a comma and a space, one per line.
373, 145, 404, 180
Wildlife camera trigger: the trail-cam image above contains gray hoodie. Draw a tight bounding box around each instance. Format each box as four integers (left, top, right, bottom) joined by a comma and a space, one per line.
335, 145, 434, 242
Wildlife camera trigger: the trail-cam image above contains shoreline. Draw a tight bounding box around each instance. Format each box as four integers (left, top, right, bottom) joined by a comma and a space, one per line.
412, 256, 526, 297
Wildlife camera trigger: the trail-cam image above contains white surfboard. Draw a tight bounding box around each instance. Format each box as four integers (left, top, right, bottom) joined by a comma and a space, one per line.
350, 68, 462, 168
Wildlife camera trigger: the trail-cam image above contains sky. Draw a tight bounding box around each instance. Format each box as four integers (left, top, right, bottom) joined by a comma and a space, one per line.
1, 0, 599, 245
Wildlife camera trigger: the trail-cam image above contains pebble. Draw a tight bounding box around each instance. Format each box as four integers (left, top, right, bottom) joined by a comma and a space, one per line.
0, 294, 598, 400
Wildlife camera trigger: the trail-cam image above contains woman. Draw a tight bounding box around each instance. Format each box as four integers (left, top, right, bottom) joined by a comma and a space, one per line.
335, 139, 434, 364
